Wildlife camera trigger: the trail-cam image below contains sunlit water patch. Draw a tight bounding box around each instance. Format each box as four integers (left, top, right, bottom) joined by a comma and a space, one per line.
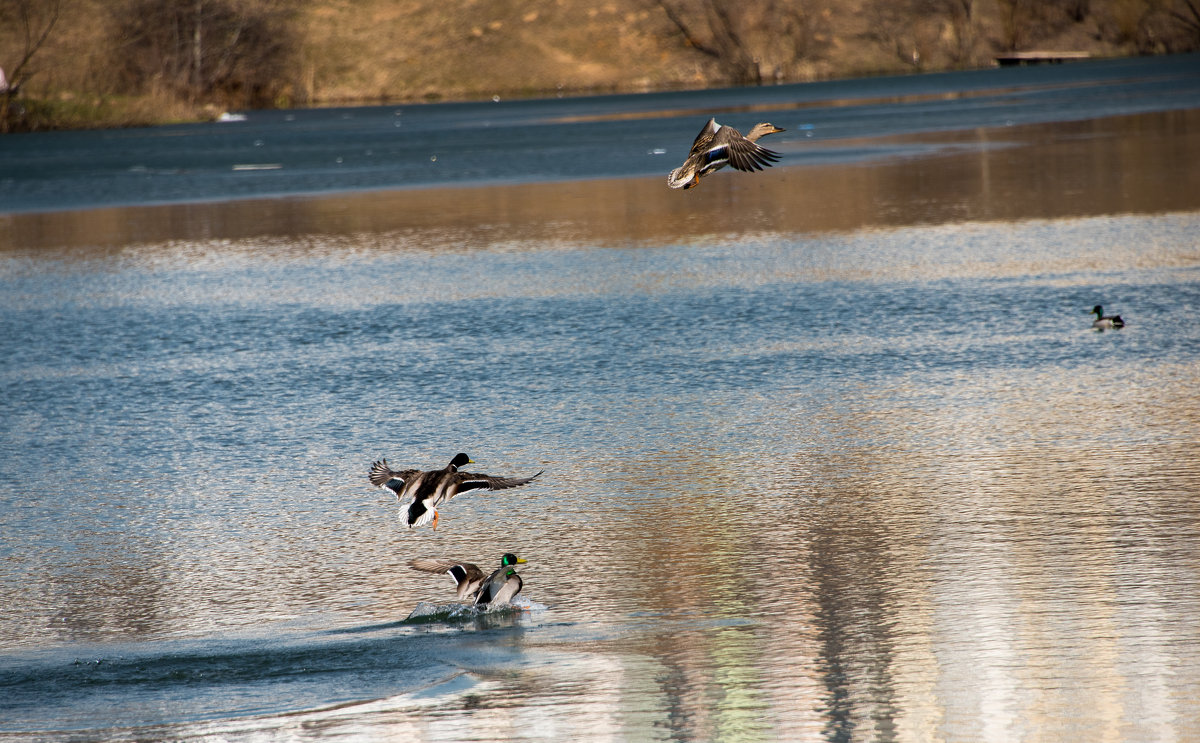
2, 208, 1199, 740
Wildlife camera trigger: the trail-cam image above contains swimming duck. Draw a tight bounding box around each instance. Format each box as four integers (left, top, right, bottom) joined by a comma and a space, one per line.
1090, 305, 1125, 330
409, 553, 527, 602
667, 118, 785, 190
368, 453, 542, 530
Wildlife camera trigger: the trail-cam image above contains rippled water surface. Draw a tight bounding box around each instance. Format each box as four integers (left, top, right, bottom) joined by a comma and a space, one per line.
2, 58, 1200, 743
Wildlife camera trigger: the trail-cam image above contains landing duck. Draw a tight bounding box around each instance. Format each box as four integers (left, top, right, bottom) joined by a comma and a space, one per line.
667, 117, 785, 190
1090, 305, 1125, 330
368, 453, 542, 529
473, 564, 525, 606
409, 553, 527, 602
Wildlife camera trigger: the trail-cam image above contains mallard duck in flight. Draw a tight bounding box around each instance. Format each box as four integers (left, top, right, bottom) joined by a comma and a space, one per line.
667, 118, 785, 190
369, 453, 542, 529
1090, 305, 1125, 330
409, 553, 527, 604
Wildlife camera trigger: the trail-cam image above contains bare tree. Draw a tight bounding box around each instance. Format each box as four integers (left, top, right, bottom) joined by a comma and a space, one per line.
109, 0, 299, 107
1168, 0, 1200, 35
865, 0, 927, 69
1144, 0, 1200, 50
935, 0, 977, 63
652, 0, 823, 85
0, 0, 64, 131
998, 0, 1097, 49
865, 0, 977, 68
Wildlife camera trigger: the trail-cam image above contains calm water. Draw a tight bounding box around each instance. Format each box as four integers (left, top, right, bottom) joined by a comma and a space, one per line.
3, 56, 1200, 742
2, 54, 1199, 214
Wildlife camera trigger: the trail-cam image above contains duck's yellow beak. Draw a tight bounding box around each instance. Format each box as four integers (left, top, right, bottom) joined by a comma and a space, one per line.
516, 557, 527, 564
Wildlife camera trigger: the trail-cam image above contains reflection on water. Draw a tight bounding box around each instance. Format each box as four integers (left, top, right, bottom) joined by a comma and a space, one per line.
2, 112, 1200, 741
787, 367, 1200, 742
4, 110, 1200, 254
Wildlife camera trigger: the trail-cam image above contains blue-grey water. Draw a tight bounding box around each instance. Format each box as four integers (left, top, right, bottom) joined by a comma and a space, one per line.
2, 54, 1200, 742
2, 54, 1200, 214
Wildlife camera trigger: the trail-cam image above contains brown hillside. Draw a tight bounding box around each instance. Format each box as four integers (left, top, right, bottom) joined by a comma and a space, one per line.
2, 0, 1197, 129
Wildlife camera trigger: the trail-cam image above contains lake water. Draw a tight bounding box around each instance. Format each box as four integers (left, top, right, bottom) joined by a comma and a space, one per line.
2, 54, 1200, 742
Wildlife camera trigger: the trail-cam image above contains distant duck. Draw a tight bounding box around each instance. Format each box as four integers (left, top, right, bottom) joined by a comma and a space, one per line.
368, 453, 542, 530
1090, 305, 1125, 330
409, 553, 527, 602
667, 118, 785, 190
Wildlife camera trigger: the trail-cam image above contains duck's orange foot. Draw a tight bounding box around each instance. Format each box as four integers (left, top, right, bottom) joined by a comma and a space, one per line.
432, 511, 439, 530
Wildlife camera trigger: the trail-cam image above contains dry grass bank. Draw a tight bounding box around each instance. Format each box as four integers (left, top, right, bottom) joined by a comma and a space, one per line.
2, 0, 1197, 130
292, 0, 1177, 103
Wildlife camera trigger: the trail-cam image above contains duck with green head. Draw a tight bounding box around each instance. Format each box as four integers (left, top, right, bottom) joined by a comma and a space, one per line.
1090, 305, 1125, 330
369, 453, 542, 530
409, 553, 527, 604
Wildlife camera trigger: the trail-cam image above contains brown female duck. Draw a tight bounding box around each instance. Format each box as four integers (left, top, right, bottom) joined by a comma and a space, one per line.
667, 118, 785, 190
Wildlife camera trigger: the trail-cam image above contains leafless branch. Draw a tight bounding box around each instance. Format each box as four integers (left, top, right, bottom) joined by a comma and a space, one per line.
1169, 0, 1200, 34
3, 0, 64, 86
653, 0, 722, 58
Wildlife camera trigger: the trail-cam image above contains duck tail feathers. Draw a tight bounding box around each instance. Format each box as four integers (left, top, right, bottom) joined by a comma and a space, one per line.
667, 167, 691, 189
405, 501, 436, 529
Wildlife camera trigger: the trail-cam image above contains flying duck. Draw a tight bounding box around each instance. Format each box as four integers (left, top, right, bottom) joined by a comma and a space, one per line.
409, 553, 527, 603
1090, 305, 1125, 330
369, 453, 542, 530
667, 118, 785, 190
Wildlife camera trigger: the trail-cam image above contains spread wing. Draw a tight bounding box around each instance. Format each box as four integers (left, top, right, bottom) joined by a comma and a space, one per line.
454, 470, 544, 494
686, 117, 722, 158
710, 127, 780, 173
477, 573, 523, 606
409, 558, 485, 582
368, 459, 420, 494
491, 574, 523, 605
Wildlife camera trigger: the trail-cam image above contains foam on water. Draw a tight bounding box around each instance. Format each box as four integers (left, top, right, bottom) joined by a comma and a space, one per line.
405, 596, 548, 624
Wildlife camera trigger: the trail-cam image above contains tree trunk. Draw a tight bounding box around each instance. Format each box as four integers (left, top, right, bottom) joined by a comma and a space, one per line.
192, 0, 203, 98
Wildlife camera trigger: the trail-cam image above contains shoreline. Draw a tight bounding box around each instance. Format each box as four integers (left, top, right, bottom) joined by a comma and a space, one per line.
4, 109, 1199, 253
0, 51, 1149, 134
3, 53, 1199, 221
8, 0, 1199, 133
